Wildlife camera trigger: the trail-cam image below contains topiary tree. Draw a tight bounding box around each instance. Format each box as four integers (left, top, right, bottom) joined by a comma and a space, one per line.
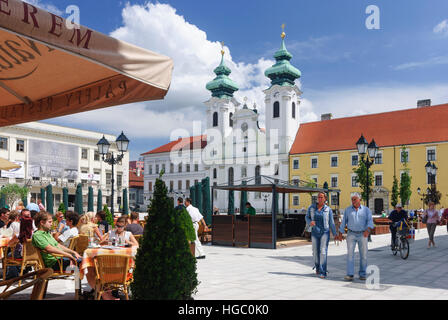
103, 204, 115, 228
57, 202, 66, 215
391, 176, 399, 208
399, 146, 412, 207
131, 175, 198, 300
353, 160, 373, 203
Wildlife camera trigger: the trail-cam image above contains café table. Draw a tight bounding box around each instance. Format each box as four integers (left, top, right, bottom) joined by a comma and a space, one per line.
79, 245, 137, 279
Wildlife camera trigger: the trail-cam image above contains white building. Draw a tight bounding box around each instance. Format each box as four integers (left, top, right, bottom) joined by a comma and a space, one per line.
0, 122, 129, 213
142, 31, 301, 213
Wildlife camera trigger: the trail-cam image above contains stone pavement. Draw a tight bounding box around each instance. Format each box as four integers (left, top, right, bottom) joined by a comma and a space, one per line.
3, 226, 448, 300
194, 226, 448, 300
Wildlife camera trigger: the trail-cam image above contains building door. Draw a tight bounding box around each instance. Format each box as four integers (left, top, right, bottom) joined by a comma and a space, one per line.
374, 198, 383, 215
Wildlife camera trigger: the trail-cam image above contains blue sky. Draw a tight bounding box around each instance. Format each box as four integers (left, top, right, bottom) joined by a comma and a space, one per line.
36, 0, 448, 160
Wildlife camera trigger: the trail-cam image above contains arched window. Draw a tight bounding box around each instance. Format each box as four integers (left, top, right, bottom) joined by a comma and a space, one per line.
273, 102, 280, 118
255, 165, 261, 184
241, 166, 247, 178
228, 167, 234, 186
229, 112, 233, 127
213, 112, 218, 127
292, 102, 296, 119
213, 168, 217, 179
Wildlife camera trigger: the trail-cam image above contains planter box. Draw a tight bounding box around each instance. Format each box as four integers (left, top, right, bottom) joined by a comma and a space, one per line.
372, 225, 390, 235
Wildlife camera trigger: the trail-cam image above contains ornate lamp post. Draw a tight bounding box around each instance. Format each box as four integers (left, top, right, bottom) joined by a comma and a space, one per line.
262, 193, 270, 213
425, 161, 438, 203
356, 134, 379, 209
97, 131, 129, 217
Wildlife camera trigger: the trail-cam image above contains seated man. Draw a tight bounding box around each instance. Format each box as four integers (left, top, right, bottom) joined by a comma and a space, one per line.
388, 203, 408, 248
32, 212, 81, 272
125, 211, 143, 235
53, 212, 79, 247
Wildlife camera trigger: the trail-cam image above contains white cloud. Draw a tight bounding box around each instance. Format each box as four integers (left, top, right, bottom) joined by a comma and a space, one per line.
23, 0, 63, 16
434, 19, 448, 36
394, 56, 448, 70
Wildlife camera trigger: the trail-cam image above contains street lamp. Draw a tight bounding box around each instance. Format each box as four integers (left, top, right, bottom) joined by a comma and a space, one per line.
356, 134, 378, 209
97, 131, 130, 217
425, 161, 438, 204
262, 193, 270, 213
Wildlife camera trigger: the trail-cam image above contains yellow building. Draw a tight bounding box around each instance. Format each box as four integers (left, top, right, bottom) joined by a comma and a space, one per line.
289, 102, 448, 213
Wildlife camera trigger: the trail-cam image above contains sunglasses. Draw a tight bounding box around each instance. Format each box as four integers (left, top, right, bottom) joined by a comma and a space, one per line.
116, 224, 125, 228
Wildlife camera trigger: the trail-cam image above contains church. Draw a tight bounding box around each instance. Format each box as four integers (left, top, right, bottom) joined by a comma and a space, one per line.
142, 29, 302, 213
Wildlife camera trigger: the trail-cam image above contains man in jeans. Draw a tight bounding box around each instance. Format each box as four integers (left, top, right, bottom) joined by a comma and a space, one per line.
338, 193, 374, 281
388, 203, 408, 249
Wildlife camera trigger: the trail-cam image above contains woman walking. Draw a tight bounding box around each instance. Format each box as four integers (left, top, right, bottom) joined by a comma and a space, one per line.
423, 201, 440, 248
305, 192, 339, 279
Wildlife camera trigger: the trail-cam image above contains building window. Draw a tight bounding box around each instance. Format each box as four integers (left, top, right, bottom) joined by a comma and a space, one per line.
292, 102, 296, 119
427, 149, 436, 161
186, 164, 190, 172
195, 164, 199, 172
255, 166, 261, 184
155, 164, 159, 174
375, 175, 382, 186
213, 182, 217, 200
213, 112, 218, 127
161, 164, 165, 173
0, 137, 7, 150
229, 112, 233, 127
331, 176, 338, 188
401, 150, 409, 163
311, 195, 317, 204
293, 159, 299, 169
94, 150, 100, 161
274, 164, 279, 176
186, 180, 190, 190
331, 194, 339, 206
178, 163, 182, 173
311, 158, 318, 169
148, 182, 153, 192
81, 148, 88, 159
117, 174, 122, 188
375, 152, 382, 164
273, 102, 280, 118
331, 156, 338, 167
213, 168, 217, 179
148, 165, 153, 175
352, 155, 358, 166
106, 173, 112, 186
228, 167, 234, 186
16, 139, 24, 152
352, 176, 358, 187
293, 196, 299, 206
194, 179, 198, 185
170, 163, 174, 173
178, 180, 182, 190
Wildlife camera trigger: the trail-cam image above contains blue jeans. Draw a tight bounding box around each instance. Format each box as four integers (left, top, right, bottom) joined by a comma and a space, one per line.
346, 231, 368, 277
311, 232, 330, 276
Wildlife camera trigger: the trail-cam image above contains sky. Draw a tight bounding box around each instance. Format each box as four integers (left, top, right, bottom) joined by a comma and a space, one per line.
29, 0, 448, 160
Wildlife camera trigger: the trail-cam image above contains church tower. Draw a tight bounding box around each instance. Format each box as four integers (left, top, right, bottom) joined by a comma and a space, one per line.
264, 26, 302, 155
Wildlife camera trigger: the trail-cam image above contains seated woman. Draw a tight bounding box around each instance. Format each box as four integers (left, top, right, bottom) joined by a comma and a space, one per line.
100, 217, 139, 247
78, 212, 103, 241
56, 211, 69, 234
96, 210, 109, 235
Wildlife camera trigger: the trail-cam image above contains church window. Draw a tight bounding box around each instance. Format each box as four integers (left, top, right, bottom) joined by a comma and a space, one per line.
213, 112, 218, 127
292, 102, 296, 119
273, 102, 280, 118
229, 113, 233, 127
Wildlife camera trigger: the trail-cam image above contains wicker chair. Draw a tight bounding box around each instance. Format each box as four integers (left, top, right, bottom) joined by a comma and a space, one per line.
68, 236, 79, 250
2, 240, 22, 281
0, 268, 53, 300
94, 254, 132, 300
74, 235, 89, 256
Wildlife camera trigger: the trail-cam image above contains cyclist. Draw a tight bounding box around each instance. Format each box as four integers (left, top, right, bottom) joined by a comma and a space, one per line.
388, 203, 408, 249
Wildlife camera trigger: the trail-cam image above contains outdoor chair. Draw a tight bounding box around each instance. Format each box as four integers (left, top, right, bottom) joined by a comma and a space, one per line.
2, 240, 22, 281
93, 254, 132, 300
73, 235, 89, 256
0, 268, 53, 300
133, 235, 142, 243
68, 236, 79, 250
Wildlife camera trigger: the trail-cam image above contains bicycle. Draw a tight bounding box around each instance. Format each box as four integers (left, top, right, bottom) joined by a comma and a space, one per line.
391, 223, 410, 260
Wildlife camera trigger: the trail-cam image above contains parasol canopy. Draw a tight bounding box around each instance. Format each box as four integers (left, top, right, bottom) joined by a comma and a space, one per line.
0, 157, 20, 170
0, 0, 173, 126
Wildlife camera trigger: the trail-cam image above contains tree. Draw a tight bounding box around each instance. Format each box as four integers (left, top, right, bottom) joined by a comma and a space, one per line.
391, 176, 399, 207
103, 204, 115, 228
424, 185, 441, 205
57, 202, 66, 214
131, 175, 198, 300
399, 146, 412, 207
353, 160, 373, 203
0, 184, 29, 209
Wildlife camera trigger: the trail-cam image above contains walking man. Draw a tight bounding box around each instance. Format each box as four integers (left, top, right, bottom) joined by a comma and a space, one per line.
185, 198, 207, 259
306, 192, 339, 279
338, 193, 374, 281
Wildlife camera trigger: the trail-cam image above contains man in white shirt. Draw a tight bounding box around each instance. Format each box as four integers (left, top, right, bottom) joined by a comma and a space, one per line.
185, 198, 207, 259
54, 212, 79, 247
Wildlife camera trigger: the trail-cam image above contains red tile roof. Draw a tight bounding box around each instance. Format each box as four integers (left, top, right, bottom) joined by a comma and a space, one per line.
129, 170, 143, 188
141, 135, 207, 156
290, 103, 448, 155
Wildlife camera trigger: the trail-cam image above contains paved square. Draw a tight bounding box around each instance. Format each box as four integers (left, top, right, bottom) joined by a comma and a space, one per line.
2, 226, 447, 300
